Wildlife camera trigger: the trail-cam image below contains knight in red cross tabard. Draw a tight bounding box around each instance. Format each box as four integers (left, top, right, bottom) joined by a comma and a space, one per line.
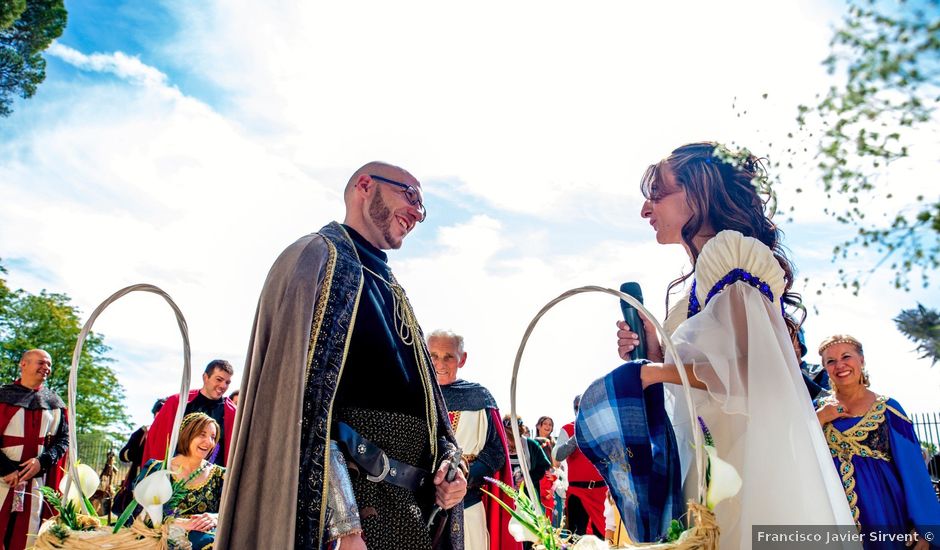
0, 349, 68, 550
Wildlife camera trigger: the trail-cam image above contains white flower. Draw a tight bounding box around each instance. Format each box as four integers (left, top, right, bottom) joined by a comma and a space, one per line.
572, 535, 611, 549
507, 517, 540, 543
705, 445, 742, 510
59, 463, 100, 507
133, 469, 173, 526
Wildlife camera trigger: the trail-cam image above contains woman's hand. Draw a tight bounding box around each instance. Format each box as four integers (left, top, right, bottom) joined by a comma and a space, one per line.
178, 513, 216, 532
816, 403, 850, 427
616, 319, 664, 362
339, 532, 367, 549
909, 532, 928, 550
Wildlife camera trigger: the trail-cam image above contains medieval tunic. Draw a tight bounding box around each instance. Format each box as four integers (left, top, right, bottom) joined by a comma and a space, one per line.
819, 395, 940, 547
332, 226, 440, 550
439, 380, 518, 550
216, 222, 461, 550
0, 382, 68, 550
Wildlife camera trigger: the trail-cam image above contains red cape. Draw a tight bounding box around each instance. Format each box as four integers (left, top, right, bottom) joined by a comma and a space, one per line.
142, 390, 236, 466
483, 408, 522, 550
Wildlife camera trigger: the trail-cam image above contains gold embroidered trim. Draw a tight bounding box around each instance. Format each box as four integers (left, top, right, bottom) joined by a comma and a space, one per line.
316, 229, 365, 549
884, 403, 911, 423
306, 238, 337, 379
821, 395, 892, 529
309, 236, 338, 548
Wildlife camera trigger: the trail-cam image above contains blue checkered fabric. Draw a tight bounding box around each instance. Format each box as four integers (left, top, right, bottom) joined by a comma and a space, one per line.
574, 360, 683, 542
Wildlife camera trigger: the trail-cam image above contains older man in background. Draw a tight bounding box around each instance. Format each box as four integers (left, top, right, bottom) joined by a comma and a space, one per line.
430, 330, 518, 550
0, 349, 68, 550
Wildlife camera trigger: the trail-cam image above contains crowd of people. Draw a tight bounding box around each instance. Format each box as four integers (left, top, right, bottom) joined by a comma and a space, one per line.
1, 151, 939, 550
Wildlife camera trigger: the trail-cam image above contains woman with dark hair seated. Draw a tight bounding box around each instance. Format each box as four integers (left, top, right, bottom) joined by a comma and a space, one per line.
816, 334, 940, 549
137, 412, 225, 550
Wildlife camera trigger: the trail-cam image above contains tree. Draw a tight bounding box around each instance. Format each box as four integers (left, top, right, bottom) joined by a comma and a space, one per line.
0, 0, 67, 117
0, 0, 26, 31
797, 0, 939, 292
0, 261, 129, 433
895, 304, 940, 365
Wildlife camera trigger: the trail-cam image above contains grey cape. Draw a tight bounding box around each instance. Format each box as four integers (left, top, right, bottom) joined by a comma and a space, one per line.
216, 222, 462, 549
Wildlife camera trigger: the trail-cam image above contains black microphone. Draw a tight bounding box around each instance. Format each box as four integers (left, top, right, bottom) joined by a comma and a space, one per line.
619, 282, 647, 360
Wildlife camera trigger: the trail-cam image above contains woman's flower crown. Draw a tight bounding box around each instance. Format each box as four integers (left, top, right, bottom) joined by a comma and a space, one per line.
710, 143, 777, 219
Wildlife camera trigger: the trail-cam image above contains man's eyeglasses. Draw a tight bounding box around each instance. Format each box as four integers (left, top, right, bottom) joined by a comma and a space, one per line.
369, 174, 427, 222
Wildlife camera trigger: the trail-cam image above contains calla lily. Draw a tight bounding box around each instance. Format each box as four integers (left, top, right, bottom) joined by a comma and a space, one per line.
133, 469, 173, 526
59, 463, 100, 507
704, 445, 742, 510
507, 517, 540, 543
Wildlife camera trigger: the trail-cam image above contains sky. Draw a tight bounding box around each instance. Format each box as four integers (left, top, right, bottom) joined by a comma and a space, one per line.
1, 0, 938, 435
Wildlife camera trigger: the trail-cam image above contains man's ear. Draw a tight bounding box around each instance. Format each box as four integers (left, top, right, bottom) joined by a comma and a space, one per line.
356, 174, 374, 194
457, 352, 468, 369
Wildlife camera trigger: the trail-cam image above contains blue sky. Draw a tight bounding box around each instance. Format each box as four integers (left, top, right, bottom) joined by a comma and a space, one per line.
2, 0, 938, 432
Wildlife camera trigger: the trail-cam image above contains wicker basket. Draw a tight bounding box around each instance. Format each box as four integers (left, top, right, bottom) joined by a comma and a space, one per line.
509, 286, 718, 550
34, 284, 194, 549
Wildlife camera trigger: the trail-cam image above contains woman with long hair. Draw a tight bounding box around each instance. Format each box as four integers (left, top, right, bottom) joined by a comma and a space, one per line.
616, 142, 854, 547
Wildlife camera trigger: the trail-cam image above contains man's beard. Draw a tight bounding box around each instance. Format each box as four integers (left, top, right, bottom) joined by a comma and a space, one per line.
369, 187, 396, 247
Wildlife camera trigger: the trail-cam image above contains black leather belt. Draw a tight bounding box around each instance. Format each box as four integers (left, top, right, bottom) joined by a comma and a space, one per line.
569, 480, 606, 489
333, 422, 431, 492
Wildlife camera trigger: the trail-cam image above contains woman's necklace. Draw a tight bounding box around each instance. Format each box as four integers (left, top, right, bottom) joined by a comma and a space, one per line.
173, 458, 207, 483
834, 388, 874, 415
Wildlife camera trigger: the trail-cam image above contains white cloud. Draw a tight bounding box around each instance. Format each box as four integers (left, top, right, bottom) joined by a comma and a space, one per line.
159, 0, 845, 217
48, 43, 172, 91
4, 0, 938, 432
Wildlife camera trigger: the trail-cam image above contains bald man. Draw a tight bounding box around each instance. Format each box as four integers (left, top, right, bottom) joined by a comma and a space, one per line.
218, 162, 467, 550
0, 349, 68, 550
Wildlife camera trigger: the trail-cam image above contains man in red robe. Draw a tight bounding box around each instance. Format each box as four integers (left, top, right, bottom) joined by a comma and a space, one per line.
0, 349, 68, 550
143, 359, 236, 466
554, 395, 605, 537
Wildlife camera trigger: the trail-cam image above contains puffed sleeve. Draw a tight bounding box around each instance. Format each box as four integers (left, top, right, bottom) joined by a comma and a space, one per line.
884, 399, 940, 541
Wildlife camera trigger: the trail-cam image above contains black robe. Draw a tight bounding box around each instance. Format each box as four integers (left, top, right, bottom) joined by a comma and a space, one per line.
217, 222, 461, 550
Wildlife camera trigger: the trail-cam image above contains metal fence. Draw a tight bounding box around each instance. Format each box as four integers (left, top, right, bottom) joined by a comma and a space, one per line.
76, 432, 131, 491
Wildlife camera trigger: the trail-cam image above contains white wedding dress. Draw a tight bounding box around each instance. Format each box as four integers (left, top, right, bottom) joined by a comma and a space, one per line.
661, 231, 856, 550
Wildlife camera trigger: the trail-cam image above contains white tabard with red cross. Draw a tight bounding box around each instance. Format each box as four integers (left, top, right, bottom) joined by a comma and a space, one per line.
0, 406, 64, 549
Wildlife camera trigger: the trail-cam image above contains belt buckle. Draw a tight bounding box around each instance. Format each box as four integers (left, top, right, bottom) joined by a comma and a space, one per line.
587, 480, 596, 489
366, 453, 391, 483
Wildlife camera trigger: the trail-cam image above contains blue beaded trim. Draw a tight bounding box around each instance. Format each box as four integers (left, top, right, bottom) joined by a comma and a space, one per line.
687, 268, 776, 318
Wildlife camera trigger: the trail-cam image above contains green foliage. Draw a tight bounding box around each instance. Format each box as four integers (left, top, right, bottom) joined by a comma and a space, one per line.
39, 486, 82, 531
0, 0, 26, 31
0, 260, 129, 432
482, 477, 568, 549
666, 518, 684, 542
799, 0, 939, 292
894, 303, 940, 365
923, 441, 938, 456
0, 0, 67, 117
